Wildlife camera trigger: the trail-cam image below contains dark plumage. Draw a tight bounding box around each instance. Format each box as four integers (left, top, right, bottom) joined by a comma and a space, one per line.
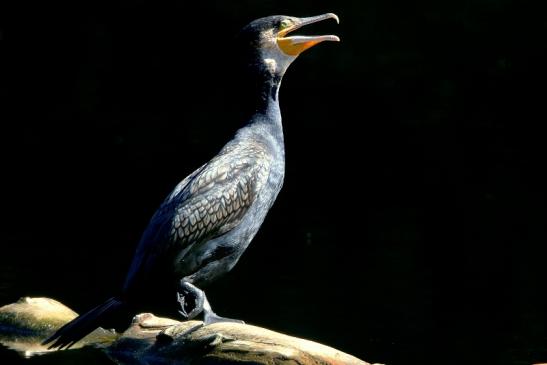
43, 13, 339, 349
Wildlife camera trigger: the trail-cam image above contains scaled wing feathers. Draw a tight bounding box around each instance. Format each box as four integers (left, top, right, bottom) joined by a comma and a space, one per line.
170, 143, 271, 244
124, 141, 271, 290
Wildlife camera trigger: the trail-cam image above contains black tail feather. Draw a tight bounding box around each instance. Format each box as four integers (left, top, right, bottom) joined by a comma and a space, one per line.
42, 297, 125, 349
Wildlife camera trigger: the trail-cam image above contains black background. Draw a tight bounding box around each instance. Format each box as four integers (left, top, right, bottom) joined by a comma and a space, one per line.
2, 1, 547, 364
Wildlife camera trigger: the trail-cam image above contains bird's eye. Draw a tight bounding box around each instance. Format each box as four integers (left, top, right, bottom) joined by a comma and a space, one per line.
279, 19, 292, 29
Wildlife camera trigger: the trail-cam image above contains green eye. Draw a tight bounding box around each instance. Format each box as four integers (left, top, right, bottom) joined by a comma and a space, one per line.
280, 19, 292, 29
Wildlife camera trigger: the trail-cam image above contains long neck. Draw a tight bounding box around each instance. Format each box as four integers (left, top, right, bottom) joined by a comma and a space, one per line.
234, 54, 284, 129
243, 67, 284, 148
249, 71, 282, 116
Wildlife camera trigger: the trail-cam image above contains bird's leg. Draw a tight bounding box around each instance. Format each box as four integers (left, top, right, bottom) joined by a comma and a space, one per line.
178, 280, 244, 325
177, 281, 205, 320
201, 296, 245, 325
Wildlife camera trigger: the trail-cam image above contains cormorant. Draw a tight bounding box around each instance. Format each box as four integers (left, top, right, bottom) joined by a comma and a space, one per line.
44, 13, 339, 349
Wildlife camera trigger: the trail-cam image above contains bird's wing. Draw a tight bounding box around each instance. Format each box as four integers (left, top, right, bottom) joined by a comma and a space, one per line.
171, 143, 271, 244
123, 141, 271, 291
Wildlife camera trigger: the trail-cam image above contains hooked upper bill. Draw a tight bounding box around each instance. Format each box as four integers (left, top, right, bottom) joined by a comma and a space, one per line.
277, 13, 340, 56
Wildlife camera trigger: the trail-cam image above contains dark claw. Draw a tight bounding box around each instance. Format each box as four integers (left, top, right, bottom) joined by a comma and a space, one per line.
177, 292, 189, 318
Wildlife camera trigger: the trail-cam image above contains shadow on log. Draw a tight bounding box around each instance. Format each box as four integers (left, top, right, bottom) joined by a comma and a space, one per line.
0, 297, 381, 365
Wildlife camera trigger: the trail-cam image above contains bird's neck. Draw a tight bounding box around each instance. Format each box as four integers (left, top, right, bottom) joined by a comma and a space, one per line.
255, 71, 282, 113
237, 62, 284, 129
246, 74, 285, 148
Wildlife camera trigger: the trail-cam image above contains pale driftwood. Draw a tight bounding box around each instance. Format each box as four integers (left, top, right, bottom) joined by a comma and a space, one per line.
0, 297, 381, 364
0, 297, 116, 356
106, 313, 377, 365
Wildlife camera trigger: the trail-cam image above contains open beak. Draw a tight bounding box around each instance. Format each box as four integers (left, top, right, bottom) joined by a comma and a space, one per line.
277, 13, 340, 56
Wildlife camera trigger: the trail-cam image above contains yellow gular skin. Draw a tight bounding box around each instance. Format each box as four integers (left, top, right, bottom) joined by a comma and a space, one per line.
277, 38, 323, 56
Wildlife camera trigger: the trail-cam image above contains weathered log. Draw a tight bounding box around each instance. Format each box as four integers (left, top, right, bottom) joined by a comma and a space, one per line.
0, 297, 381, 364
106, 313, 374, 365
0, 297, 116, 356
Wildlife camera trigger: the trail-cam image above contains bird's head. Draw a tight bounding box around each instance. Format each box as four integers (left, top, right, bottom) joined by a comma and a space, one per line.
237, 13, 340, 77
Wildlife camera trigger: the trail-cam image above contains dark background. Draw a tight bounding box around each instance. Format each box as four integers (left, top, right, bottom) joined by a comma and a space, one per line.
1, 1, 547, 364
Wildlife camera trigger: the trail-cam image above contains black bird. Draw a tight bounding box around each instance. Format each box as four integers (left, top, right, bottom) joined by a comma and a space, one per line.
44, 13, 339, 349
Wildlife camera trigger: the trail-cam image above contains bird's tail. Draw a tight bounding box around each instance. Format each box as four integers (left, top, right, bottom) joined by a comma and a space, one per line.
42, 296, 125, 349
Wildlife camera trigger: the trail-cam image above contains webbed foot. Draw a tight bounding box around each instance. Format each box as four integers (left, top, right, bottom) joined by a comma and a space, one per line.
203, 311, 245, 325
201, 293, 244, 325
177, 281, 205, 320
178, 279, 244, 325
